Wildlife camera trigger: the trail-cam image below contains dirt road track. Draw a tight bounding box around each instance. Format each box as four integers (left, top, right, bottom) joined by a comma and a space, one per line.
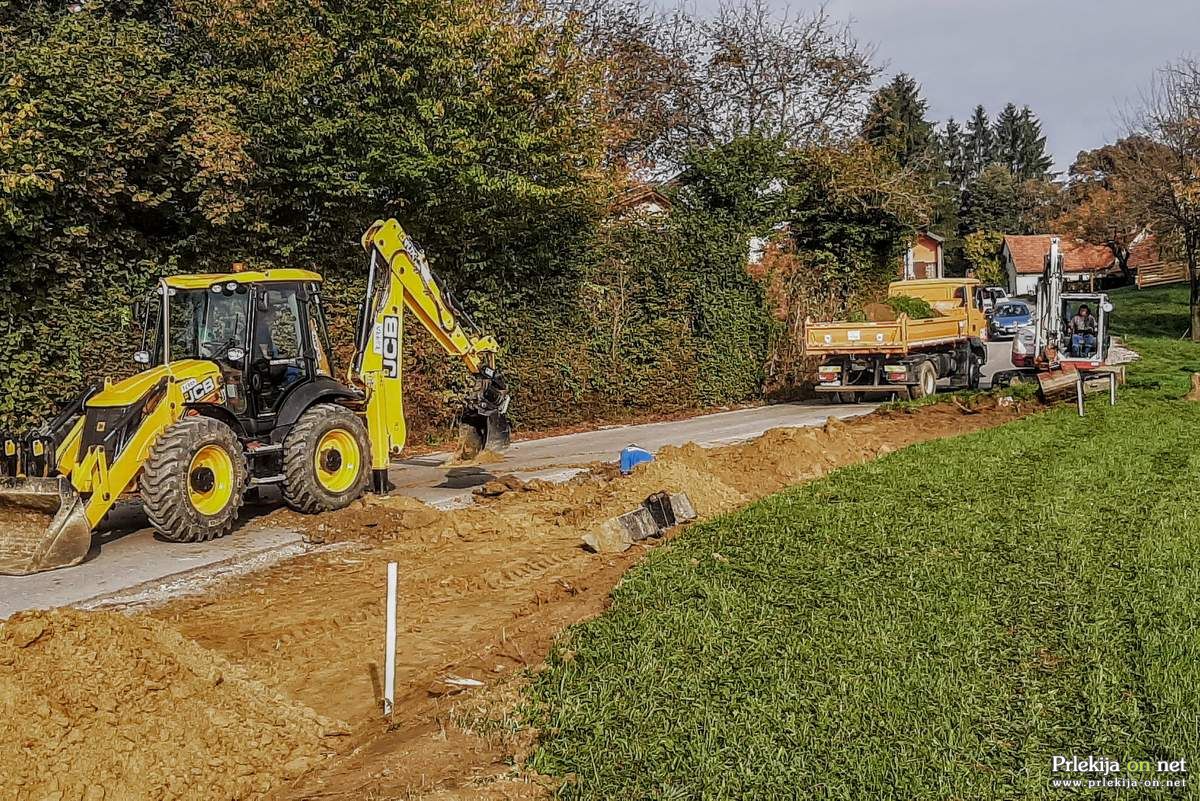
136, 399, 1030, 801
0, 401, 875, 620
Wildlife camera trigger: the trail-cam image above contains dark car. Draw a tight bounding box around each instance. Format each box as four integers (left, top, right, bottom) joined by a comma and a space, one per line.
988, 301, 1032, 340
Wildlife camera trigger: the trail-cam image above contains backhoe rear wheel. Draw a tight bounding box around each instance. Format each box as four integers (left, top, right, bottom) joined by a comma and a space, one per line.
141, 417, 247, 543
283, 403, 371, 513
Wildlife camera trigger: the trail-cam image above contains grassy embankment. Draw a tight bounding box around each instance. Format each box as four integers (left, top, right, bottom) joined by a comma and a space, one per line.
527, 284, 1200, 799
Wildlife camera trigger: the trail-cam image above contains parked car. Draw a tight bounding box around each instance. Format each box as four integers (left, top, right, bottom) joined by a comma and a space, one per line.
977, 286, 1009, 314
987, 301, 1032, 340
1011, 324, 1037, 367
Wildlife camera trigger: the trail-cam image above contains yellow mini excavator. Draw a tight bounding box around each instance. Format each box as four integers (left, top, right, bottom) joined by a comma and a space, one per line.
0, 219, 511, 574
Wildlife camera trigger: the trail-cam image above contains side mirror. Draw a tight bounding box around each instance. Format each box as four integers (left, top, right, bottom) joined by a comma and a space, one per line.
1101, 301, 1114, 313
225, 347, 246, 366
133, 350, 151, 365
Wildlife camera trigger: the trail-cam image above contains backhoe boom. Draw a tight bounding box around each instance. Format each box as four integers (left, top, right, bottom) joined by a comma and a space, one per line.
353, 219, 510, 483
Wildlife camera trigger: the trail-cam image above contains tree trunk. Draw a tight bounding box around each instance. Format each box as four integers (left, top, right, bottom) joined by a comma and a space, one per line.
1191, 264, 1200, 342
1115, 249, 1132, 282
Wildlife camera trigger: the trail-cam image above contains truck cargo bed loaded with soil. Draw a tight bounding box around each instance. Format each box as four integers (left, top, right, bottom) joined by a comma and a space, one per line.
805, 279, 988, 401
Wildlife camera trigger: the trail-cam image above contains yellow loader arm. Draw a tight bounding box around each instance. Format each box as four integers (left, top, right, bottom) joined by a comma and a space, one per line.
352, 219, 511, 485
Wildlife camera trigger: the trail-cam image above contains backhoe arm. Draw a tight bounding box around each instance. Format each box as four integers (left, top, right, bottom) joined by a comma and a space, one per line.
353, 219, 510, 480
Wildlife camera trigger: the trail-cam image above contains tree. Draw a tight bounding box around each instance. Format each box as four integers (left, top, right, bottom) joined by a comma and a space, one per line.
660, 0, 876, 160
964, 105, 994, 178
1126, 57, 1200, 340
960, 164, 1058, 235
755, 139, 931, 385
962, 230, 1007, 286
992, 103, 1023, 177
545, 0, 687, 172
990, 103, 1054, 180
1055, 139, 1151, 280
961, 165, 1020, 233
942, 118, 969, 187
862, 73, 935, 167
1015, 106, 1055, 179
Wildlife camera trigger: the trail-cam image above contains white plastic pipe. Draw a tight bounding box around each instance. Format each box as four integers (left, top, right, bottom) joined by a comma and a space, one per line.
383, 561, 398, 716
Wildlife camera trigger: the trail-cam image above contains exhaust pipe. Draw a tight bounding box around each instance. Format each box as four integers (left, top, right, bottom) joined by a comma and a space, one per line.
0, 476, 92, 575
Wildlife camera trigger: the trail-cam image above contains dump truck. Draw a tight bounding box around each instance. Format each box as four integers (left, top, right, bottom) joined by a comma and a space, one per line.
805, 278, 988, 401
0, 219, 511, 575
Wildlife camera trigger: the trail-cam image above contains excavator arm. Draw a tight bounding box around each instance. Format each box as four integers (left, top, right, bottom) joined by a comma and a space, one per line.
352, 219, 511, 487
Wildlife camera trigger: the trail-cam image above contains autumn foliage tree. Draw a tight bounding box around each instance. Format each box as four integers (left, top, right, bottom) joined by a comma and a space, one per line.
1054, 139, 1154, 280
1126, 58, 1200, 340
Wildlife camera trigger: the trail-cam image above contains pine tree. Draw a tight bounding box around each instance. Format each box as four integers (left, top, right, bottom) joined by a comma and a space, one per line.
862, 73, 934, 167
992, 102, 1023, 174
1014, 106, 1054, 179
942, 117, 968, 187
964, 105, 993, 178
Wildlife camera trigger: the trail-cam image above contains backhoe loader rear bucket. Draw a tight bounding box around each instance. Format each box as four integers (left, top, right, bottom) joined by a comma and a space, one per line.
459, 410, 513, 460
0, 476, 91, 575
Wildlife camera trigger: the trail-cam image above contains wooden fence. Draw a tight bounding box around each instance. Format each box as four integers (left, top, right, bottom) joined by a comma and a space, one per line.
1136, 261, 1188, 289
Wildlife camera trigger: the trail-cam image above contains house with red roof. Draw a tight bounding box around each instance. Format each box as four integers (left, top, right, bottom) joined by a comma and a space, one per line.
1001, 235, 1117, 296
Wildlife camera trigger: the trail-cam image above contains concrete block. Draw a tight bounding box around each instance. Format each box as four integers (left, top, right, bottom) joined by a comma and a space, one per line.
584, 494, 697, 553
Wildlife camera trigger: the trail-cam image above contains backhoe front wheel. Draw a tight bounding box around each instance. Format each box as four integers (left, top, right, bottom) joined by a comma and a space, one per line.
142, 417, 247, 543
283, 404, 371, 513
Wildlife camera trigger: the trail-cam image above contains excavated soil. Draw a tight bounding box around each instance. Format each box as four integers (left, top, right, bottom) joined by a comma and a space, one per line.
0, 609, 348, 801
0, 398, 1033, 800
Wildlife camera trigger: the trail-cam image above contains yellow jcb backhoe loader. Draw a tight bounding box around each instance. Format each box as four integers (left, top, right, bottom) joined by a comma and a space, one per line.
0, 219, 511, 575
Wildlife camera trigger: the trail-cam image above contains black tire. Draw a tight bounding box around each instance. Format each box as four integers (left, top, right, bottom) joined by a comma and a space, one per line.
911, 361, 938, 399
283, 403, 371, 513
967, 356, 982, 390
141, 417, 247, 543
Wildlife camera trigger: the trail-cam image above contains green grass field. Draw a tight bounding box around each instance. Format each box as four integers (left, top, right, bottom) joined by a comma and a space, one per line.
527, 284, 1200, 799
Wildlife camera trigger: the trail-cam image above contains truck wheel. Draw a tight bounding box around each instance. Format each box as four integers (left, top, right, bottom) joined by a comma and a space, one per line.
142, 417, 247, 543
967, 356, 983, 390
911, 362, 937, 398
283, 403, 371, 513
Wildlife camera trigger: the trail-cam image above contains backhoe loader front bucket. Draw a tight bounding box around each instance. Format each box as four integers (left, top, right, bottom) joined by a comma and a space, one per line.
0, 476, 91, 575
459, 409, 512, 460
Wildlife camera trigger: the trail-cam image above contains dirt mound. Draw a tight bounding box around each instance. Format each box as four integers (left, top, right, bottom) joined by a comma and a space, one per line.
277, 402, 1022, 555
119, 398, 1029, 800
0, 609, 346, 801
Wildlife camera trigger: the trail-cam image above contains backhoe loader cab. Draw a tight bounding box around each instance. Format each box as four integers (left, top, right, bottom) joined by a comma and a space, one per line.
0, 219, 511, 575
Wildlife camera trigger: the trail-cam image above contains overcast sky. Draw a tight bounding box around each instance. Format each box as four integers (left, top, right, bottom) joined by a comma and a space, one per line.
671, 0, 1200, 171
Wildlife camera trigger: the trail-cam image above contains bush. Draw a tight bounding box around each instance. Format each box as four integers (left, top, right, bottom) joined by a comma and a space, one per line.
885, 294, 937, 319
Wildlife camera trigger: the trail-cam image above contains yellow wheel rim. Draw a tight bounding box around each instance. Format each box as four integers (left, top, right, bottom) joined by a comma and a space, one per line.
315, 429, 361, 494
188, 444, 235, 516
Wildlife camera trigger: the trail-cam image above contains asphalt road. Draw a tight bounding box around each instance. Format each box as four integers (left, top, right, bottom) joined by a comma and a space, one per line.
0, 399, 877, 618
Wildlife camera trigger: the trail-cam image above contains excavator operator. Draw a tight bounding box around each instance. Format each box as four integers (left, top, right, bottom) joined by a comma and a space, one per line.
1069, 304, 1098, 357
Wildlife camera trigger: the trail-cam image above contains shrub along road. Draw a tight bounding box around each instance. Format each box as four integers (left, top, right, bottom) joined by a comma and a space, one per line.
527, 285, 1200, 799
